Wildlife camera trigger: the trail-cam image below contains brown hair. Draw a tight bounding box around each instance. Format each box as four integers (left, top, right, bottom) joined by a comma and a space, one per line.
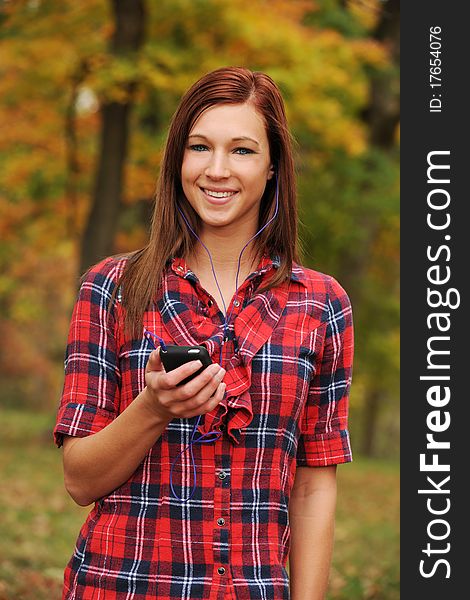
118, 66, 299, 337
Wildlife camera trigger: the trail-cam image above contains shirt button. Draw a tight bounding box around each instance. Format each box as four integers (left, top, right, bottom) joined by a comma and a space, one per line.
217, 567, 226, 575
218, 471, 227, 480
207, 300, 213, 307
219, 423, 226, 431
217, 518, 225, 526
233, 300, 240, 307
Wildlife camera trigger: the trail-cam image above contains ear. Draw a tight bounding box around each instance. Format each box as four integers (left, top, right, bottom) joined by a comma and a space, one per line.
267, 164, 275, 180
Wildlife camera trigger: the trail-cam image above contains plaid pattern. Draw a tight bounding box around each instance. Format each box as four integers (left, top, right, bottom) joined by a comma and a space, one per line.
54, 254, 353, 599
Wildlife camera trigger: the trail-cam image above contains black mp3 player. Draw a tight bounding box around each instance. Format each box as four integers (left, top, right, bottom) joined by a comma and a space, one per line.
160, 345, 213, 386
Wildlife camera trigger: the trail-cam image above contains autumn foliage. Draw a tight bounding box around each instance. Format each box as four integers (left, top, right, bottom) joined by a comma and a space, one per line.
0, 0, 399, 457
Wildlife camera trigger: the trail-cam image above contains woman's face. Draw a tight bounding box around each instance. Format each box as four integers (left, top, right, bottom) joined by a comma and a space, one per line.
181, 102, 274, 236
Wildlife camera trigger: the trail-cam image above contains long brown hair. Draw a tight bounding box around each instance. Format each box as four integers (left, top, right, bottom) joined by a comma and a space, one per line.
119, 66, 299, 337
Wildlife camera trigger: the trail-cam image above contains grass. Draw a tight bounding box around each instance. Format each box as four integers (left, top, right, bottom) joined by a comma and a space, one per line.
0, 408, 399, 599
332, 457, 399, 599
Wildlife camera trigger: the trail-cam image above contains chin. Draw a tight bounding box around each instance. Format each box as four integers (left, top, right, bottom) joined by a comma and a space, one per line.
198, 209, 235, 228
204, 218, 233, 229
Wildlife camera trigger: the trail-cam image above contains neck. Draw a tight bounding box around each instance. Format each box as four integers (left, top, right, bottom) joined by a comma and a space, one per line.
188, 243, 261, 280
186, 229, 263, 281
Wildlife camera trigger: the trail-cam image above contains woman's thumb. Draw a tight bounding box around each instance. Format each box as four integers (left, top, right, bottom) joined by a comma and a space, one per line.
146, 348, 163, 373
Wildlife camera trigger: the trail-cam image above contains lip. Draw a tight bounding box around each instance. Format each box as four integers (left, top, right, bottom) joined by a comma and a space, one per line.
199, 187, 239, 205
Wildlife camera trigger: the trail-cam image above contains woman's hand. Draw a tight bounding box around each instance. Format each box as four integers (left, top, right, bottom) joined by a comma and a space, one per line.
61, 348, 226, 506
143, 348, 226, 421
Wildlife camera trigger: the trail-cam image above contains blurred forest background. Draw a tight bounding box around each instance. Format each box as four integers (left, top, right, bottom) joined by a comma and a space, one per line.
0, 0, 399, 598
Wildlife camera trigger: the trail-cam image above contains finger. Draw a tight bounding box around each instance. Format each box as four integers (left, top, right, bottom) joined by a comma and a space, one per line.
198, 378, 226, 409
185, 382, 226, 419
145, 348, 164, 373
161, 359, 204, 389
208, 381, 226, 408
176, 365, 225, 402
195, 370, 226, 405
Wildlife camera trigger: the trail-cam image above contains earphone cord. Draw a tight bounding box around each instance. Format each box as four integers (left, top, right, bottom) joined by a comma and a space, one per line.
149, 174, 279, 502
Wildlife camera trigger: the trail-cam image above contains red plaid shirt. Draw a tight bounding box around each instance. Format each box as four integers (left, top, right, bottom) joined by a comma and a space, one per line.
54, 254, 353, 599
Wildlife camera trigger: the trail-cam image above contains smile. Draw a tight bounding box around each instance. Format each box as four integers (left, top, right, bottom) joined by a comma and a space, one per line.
203, 188, 238, 198
200, 187, 239, 205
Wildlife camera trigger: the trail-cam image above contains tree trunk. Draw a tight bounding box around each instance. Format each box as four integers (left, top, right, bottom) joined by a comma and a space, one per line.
363, 0, 400, 148
360, 387, 381, 457
79, 0, 145, 274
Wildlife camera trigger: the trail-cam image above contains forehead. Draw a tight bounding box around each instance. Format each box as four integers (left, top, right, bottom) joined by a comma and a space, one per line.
189, 103, 268, 140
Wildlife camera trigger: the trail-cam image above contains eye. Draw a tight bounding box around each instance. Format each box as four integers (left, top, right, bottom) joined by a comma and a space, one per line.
233, 147, 255, 155
188, 144, 208, 152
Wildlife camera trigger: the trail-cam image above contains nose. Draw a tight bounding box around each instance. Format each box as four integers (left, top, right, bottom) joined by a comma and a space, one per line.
204, 151, 230, 179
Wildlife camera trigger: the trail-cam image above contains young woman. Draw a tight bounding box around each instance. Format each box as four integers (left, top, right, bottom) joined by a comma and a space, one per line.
54, 66, 353, 600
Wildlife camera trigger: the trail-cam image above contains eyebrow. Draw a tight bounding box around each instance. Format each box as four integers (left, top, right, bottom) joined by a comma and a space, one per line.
188, 134, 260, 146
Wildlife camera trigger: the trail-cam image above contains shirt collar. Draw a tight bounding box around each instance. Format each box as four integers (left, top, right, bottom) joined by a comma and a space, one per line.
289, 261, 308, 286
170, 253, 278, 283
169, 253, 307, 286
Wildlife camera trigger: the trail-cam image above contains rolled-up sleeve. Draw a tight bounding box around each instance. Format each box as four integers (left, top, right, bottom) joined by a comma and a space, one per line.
53, 259, 121, 447
296, 276, 354, 467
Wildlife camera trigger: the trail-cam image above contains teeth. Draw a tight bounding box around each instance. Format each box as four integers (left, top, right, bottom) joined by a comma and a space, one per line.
204, 189, 237, 198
